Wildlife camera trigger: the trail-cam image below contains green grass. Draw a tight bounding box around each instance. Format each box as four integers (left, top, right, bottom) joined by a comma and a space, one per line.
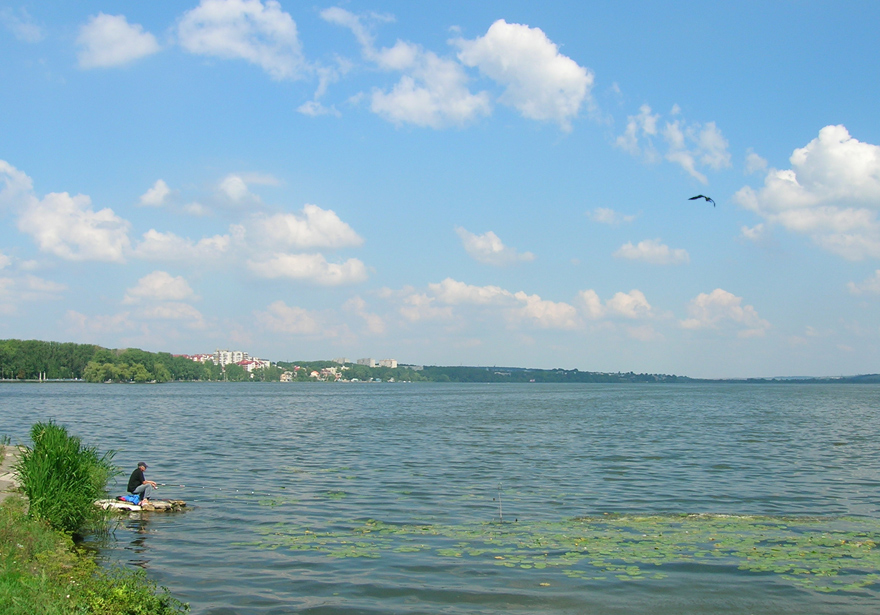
0, 496, 188, 614
14, 421, 116, 535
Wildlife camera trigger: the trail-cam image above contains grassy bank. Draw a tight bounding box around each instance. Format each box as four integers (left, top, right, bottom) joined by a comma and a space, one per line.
1, 428, 189, 614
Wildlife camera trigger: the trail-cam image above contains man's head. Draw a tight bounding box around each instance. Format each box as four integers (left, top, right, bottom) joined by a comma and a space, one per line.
138, 462, 148, 470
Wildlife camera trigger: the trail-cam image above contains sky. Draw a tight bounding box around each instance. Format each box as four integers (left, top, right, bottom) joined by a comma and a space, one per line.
1, 1, 879, 378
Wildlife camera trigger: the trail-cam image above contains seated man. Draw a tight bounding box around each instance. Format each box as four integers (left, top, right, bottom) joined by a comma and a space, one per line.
127, 462, 157, 504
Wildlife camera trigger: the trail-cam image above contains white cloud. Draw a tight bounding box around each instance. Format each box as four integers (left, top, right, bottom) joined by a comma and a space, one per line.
343, 295, 385, 334
455, 227, 534, 265
18, 191, 131, 262
139, 179, 172, 207
123, 271, 196, 304
455, 19, 593, 130
429, 277, 514, 305
613, 239, 689, 265
371, 40, 491, 128
740, 223, 766, 243
664, 119, 730, 183
219, 174, 252, 202
0, 251, 10, 270
400, 292, 454, 322
247, 253, 368, 285
577, 289, 604, 319
615, 104, 659, 159
247, 204, 363, 249
511, 291, 579, 329
616, 105, 730, 182
0, 160, 35, 210
140, 302, 205, 327
0, 274, 66, 314
254, 300, 323, 334
587, 207, 636, 225
178, 0, 305, 80
680, 288, 770, 338
745, 148, 768, 175
297, 100, 340, 117
735, 125, 880, 260
606, 290, 653, 319
76, 13, 160, 69
65, 310, 135, 336
133, 229, 230, 262
1, 8, 43, 43
848, 270, 880, 296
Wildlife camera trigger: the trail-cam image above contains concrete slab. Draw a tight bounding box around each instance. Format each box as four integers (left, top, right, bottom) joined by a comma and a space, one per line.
0, 445, 23, 505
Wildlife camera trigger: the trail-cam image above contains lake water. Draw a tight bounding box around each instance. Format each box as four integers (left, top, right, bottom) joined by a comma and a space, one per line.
2, 382, 880, 614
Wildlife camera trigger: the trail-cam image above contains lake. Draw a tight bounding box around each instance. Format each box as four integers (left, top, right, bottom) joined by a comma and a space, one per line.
2, 382, 880, 614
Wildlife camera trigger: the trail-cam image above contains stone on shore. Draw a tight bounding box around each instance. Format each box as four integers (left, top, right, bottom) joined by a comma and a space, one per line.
95, 499, 186, 512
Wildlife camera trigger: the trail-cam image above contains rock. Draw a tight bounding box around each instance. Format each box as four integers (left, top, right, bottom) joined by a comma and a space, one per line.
95, 498, 187, 512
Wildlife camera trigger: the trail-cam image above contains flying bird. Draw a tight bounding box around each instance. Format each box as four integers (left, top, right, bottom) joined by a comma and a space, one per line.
689, 194, 716, 207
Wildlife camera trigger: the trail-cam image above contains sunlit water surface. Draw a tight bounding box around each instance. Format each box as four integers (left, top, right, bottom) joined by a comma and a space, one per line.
3, 382, 880, 614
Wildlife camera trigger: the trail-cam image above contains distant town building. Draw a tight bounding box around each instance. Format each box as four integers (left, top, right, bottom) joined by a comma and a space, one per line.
333, 358, 347, 365
357, 358, 377, 367
280, 371, 294, 382
236, 359, 271, 373
378, 359, 398, 368
215, 349, 249, 366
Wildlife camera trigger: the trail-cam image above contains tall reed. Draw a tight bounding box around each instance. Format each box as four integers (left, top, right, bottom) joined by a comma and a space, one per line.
15, 421, 117, 534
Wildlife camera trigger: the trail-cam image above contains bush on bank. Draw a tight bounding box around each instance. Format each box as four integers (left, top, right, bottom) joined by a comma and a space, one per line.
15, 421, 116, 535
0, 496, 188, 614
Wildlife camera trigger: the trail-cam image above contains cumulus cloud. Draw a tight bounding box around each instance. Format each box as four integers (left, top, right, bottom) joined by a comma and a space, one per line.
0, 159, 35, 209
613, 239, 689, 265
616, 105, 730, 182
615, 104, 659, 159
1, 7, 43, 43
324, 8, 490, 128
247, 253, 368, 285
664, 119, 730, 183
178, 0, 305, 80
133, 229, 230, 262
848, 270, 880, 296
416, 278, 579, 329
399, 292, 453, 322
745, 148, 768, 175
139, 179, 172, 207
680, 288, 770, 338
0, 274, 66, 314
343, 295, 385, 334
735, 125, 880, 260
454, 19, 593, 130
429, 278, 513, 305
587, 207, 636, 225
18, 191, 131, 262
511, 291, 579, 329
247, 204, 363, 250
140, 302, 205, 327
123, 271, 196, 304
740, 223, 767, 243
254, 300, 323, 334
219, 174, 253, 202
370, 40, 491, 128
455, 227, 534, 265
606, 290, 654, 319
76, 13, 160, 68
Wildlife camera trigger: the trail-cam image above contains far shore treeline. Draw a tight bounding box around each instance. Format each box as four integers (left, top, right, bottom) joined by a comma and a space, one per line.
1, 338, 879, 384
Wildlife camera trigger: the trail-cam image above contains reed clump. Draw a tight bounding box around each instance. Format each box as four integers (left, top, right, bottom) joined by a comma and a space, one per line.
14, 421, 116, 534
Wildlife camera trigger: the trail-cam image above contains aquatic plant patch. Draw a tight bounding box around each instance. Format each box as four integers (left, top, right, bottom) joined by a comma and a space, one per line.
247, 514, 880, 594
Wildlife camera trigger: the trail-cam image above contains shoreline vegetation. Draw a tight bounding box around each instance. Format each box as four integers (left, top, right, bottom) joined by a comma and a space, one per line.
0, 424, 188, 614
1, 338, 878, 385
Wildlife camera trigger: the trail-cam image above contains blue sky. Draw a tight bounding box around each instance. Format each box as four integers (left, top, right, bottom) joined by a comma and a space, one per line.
1, 1, 879, 378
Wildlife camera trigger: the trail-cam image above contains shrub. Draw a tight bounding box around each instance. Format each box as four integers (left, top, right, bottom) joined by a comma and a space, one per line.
15, 421, 117, 534
0, 497, 188, 614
